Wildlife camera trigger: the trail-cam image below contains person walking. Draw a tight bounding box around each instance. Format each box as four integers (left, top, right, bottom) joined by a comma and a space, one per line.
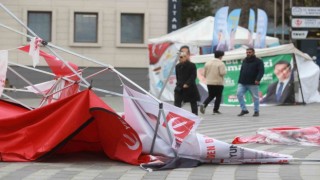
200, 50, 226, 114
174, 45, 200, 115
237, 48, 264, 117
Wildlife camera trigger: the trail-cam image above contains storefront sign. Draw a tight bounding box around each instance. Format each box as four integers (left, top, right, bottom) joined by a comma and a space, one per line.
292, 7, 320, 16
292, 18, 320, 28
168, 0, 181, 33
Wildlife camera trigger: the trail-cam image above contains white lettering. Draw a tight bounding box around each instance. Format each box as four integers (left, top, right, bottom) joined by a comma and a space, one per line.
172, 24, 177, 29
172, 17, 177, 23
172, 10, 177, 16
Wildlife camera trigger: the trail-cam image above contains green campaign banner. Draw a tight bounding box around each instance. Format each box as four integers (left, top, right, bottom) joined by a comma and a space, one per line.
196, 54, 294, 105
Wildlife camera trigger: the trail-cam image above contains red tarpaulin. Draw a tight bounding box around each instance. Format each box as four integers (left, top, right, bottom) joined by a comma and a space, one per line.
0, 89, 145, 164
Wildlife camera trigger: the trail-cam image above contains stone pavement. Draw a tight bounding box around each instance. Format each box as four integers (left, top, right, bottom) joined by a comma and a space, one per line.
1, 96, 320, 180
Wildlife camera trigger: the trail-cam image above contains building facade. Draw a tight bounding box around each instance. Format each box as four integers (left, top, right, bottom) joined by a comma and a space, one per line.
0, 0, 168, 68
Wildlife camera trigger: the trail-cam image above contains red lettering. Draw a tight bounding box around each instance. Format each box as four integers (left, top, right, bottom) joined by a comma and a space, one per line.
205, 138, 214, 143
206, 146, 216, 159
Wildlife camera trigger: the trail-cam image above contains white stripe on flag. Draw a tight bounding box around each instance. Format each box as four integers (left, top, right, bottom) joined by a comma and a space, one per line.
0, 50, 8, 97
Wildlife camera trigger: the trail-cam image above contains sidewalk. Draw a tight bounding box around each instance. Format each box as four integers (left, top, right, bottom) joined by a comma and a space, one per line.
0, 97, 319, 180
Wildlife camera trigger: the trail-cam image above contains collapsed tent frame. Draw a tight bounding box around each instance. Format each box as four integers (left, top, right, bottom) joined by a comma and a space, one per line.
0, 3, 177, 157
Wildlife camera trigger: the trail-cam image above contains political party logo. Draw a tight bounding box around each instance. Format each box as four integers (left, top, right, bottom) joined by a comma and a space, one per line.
123, 132, 140, 151
164, 112, 195, 143
294, 19, 303, 27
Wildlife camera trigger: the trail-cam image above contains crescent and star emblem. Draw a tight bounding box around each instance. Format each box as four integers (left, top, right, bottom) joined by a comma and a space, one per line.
123, 133, 140, 151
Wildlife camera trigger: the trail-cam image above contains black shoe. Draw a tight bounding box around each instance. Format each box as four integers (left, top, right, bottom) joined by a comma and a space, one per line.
200, 104, 206, 114
213, 110, 221, 114
253, 112, 259, 117
237, 110, 249, 116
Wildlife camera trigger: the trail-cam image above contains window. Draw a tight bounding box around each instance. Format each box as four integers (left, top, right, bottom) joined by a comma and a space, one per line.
121, 13, 144, 44
69, 10, 102, 47
74, 13, 98, 43
117, 10, 148, 47
27, 11, 52, 42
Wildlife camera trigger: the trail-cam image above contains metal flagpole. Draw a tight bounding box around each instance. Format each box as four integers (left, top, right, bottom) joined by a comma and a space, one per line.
292, 53, 306, 104
0, 3, 89, 87
7, 66, 46, 96
274, 0, 277, 38
1, 93, 33, 110
46, 42, 163, 104
281, 0, 285, 43
292, 158, 320, 163
8, 61, 55, 76
0, 3, 161, 103
157, 53, 180, 99
150, 102, 177, 157
11, 61, 154, 103
0, 2, 177, 156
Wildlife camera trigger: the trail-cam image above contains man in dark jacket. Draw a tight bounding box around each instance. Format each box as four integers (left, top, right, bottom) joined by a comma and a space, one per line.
237, 48, 264, 117
174, 45, 200, 115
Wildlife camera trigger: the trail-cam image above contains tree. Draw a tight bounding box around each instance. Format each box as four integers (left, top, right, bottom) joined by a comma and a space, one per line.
293, 0, 320, 6
181, 0, 213, 27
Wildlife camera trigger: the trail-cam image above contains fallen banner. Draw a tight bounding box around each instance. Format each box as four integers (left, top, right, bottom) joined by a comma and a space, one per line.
141, 132, 293, 170
232, 126, 320, 146
123, 85, 202, 156
122, 86, 295, 170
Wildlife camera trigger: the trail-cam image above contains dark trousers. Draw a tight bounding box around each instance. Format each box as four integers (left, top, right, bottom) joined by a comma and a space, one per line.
174, 94, 198, 115
203, 85, 224, 111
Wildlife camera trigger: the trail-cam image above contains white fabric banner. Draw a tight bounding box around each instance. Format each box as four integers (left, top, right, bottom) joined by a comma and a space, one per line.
0, 50, 8, 97
29, 37, 42, 67
178, 133, 293, 164
123, 86, 202, 156
149, 44, 199, 101
25, 80, 56, 94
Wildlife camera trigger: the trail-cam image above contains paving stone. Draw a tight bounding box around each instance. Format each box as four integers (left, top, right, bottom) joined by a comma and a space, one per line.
1, 98, 320, 180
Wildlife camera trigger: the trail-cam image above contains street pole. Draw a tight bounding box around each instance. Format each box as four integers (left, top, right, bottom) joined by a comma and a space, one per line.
282, 0, 285, 43
274, 0, 277, 38
289, 0, 293, 43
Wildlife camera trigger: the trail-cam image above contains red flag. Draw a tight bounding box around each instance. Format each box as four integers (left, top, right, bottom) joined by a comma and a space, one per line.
148, 43, 171, 65
19, 45, 79, 77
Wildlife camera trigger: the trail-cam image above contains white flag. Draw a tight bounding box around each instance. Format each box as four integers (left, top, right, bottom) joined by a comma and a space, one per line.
25, 80, 56, 94
29, 37, 42, 67
0, 50, 8, 97
123, 86, 202, 157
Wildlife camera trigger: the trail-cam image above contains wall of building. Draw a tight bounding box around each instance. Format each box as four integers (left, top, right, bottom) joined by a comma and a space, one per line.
0, 0, 168, 68
0, 0, 168, 97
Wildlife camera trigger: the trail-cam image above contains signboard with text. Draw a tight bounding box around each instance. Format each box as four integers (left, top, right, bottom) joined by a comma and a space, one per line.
292, 30, 320, 39
168, 0, 181, 33
291, 18, 320, 28
291, 7, 320, 40
292, 7, 320, 16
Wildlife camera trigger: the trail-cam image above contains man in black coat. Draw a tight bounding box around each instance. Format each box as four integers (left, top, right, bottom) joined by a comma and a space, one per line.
174, 45, 200, 115
261, 60, 295, 104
